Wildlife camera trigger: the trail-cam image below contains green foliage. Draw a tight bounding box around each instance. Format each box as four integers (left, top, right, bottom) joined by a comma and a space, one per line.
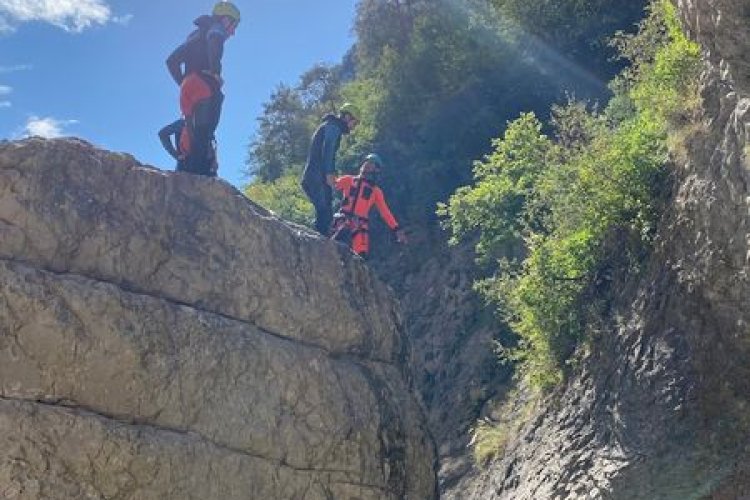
627, 2, 702, 121
247, 84, 309, 182
244, 173, 314, 226
245, 0, 647, 226
339, 76, 385, 154
442, 0, 701, 389
493, 0, 647, 78
246, 64, 346, 183
437, 113, 553, 261
351, 0, 561, 220
353, 0, 427, 71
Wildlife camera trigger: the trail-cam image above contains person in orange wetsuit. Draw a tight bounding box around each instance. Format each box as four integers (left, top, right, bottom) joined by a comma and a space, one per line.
332, 153, 407, 258
165, 2, 240, 177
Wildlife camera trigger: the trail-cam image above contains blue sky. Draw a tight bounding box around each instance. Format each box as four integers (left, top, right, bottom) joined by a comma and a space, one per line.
0, 1, 357, 187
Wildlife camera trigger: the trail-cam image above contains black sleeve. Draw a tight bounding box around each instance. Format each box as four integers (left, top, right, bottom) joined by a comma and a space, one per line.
206, 33, 225, 75
158, 121, 182, 159
166, 43, 188, 85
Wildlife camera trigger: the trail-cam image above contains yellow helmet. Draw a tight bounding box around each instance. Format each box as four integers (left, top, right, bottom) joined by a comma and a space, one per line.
339, 102, 361, 121
213, 2, 241, 23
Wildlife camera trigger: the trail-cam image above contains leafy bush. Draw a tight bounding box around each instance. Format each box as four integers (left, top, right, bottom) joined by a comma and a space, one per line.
441, 0, 701, 389
244, 173, 314, 226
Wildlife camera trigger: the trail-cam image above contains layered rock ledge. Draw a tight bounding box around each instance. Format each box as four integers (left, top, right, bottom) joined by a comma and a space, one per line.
0, 138, 400, 361
0, 138, 437, 499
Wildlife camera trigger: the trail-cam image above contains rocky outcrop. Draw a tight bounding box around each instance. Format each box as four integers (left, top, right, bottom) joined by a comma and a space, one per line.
370, 230, 512, 494
0, 138, 436, 499
0, 140, 398, 361
455, 0, 750, 498
392, 240, 511, 491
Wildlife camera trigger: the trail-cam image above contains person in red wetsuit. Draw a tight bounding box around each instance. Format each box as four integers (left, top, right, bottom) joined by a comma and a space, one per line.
165, 2, 240, 177
332, 153, 407, 258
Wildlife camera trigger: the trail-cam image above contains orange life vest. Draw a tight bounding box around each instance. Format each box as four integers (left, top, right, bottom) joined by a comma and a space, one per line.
335, 175, 399, 229
333, 175, 399, 256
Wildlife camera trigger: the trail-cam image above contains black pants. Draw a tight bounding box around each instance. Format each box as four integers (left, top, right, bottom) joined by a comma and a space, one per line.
184, 89, 224, 177
302, 177, 332, 235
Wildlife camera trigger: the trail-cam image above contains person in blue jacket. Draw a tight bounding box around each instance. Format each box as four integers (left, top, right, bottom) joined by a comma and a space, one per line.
301, 103, 360, 235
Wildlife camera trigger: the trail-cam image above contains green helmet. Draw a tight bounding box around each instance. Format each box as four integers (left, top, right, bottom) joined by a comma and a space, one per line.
213, 2, 241, 22
361, 153, 385, 175
364, 153, 384, 168
339, 102, 361, 120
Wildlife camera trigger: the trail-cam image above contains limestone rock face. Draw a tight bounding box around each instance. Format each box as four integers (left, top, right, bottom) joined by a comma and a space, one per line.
456, 1, 750, 498
0, 139, 399, 361
0, 138, 436, 499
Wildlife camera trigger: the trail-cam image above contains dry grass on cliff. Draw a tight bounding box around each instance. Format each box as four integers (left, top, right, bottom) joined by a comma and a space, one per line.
665, 82, 705, 167
470, 387, 538, 466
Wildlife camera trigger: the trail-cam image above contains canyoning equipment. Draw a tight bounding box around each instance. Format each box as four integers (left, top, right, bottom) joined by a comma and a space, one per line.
176, 69, 223, 177
178, 88, 223, 177
331, 173, 403, 258
213, 2, 241, 23
166, 8, 235, 177
177, 129, 219, 175
339, 102, 361, 121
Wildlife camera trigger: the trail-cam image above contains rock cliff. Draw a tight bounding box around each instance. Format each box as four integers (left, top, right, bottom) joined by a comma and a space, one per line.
0, 138, 436, 499
374, 238, 511, 492
455, 0, 750, 498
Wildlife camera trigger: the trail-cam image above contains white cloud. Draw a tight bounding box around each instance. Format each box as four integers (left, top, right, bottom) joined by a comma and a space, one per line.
112, 13, 133, 26
22, 116, 78, 138
0, 85, 11, 107
0, 64, 32, 73
0, 13, 10, 32
0, 0, 122, 32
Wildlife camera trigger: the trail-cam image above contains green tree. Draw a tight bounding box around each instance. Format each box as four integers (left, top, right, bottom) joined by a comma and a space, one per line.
441, 0, 701, 389
244, 173, 314, 226
246, 84, 309, 182
245, 0, 653, 235
493, 0, 647, 80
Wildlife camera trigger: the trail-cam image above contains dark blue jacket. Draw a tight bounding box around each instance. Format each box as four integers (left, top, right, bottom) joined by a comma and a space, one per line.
302, 114, 349, 185
166, 15, 230, 84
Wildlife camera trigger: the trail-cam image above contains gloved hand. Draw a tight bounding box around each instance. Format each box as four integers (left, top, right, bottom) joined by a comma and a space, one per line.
396, 229, 407, 244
